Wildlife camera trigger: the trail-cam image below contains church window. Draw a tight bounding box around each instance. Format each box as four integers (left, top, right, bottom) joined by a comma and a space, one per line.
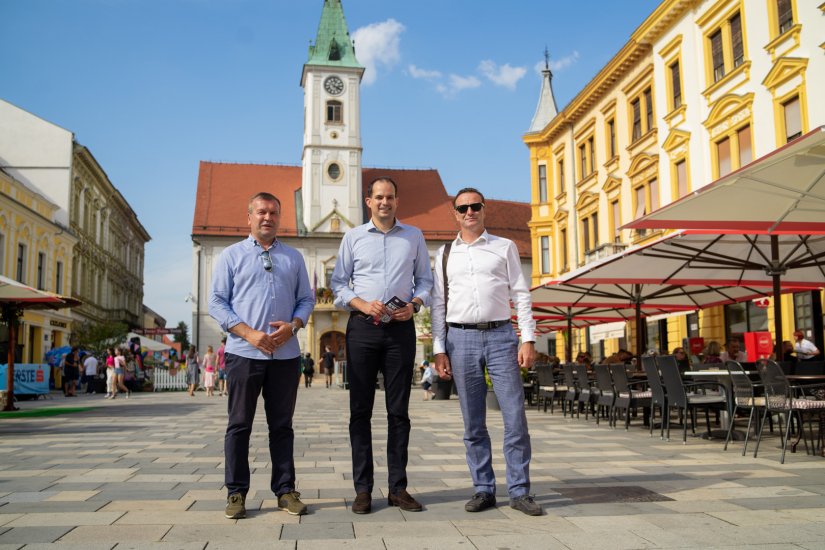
327, 163, 341, 181
326, 100, 342, 123
329, 41, 341, 61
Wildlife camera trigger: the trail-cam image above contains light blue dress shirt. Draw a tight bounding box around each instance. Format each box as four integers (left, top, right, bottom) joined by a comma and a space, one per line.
209, 235, 315, 360
331, 220, 433, 311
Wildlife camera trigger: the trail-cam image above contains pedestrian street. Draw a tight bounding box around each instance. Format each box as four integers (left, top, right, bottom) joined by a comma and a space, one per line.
2, 385, 825, 549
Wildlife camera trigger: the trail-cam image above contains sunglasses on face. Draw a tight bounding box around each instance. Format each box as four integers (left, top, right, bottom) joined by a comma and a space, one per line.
260, 250, 272, 272
455, 202, 484, 214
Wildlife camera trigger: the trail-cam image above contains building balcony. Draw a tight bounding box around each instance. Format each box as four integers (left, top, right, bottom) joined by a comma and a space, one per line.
315, 288, 337, 310
584, 241, 629, 264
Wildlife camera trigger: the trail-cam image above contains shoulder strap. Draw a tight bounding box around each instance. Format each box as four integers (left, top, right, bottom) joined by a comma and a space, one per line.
442, 242, 452, 312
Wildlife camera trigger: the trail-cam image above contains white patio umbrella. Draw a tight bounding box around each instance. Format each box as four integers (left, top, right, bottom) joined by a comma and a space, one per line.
624, 126, 825, 352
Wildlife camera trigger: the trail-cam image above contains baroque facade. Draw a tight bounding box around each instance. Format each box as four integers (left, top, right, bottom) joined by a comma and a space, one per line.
525, 0, 825, 358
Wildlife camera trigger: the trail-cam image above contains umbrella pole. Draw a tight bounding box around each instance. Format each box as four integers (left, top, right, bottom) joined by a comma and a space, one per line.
3, 306, 16, 411
771, 235, 784, 359
566, 309, 573, 363
635, 300, 643, 359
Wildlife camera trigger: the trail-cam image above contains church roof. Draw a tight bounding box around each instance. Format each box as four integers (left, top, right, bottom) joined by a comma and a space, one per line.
192, 161, 531, 257
306, 0, 362, 69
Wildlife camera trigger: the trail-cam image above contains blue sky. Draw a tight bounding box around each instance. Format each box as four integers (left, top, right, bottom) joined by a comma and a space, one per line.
1, 0, 659, 331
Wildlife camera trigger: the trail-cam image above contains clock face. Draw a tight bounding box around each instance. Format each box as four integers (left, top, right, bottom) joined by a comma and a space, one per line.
324, 76, 344, 95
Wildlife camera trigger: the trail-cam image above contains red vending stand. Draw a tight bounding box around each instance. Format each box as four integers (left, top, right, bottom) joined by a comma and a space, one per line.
744, 331, 773, 361
688, 337, 705, 356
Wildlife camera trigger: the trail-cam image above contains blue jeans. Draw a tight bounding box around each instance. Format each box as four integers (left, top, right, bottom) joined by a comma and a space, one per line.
224, 353, 300, 497
447, 324, 531, 498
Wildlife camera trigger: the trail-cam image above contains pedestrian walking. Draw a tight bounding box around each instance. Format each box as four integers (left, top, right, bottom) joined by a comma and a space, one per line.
113, 348, 130, 398
82, 352, 99, 394
209, 191, 315, 519
331, 176, 433, 514
217, 337, 227, 396
322, 346, 335, 388
431, 187, 542, 516
203, 345, 217, 396
303, 353, 315, 388
104, 347, 116, 399
185, 345, 199, 397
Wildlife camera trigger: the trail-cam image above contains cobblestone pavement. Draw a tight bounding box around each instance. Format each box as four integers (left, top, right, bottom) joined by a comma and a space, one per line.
2, 384, 825, 549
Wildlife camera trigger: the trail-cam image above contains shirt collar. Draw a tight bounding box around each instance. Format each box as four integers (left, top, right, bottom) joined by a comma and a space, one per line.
454, 229, 489, 246
367, 218, 402, 233
245, 234, 279, 250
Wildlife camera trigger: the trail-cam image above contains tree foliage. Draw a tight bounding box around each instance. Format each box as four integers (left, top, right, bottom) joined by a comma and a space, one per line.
71, 320, 129, 357
173, 321, 190, 353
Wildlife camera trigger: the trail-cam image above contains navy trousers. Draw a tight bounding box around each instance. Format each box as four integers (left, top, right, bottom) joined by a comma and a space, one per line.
224, 353, 300, 497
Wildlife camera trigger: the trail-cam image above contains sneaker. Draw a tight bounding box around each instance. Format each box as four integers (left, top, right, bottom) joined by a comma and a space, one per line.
509, 495, 542, 516
278, 491, 307, 516
225, 492, 246, 519
464, 492, 496, 512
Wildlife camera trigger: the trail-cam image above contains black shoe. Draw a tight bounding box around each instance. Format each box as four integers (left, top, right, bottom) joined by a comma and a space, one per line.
464, 492, 496, 512
387, 489, 423, 512
509, 494, 542, 516
352, 492, 371, 514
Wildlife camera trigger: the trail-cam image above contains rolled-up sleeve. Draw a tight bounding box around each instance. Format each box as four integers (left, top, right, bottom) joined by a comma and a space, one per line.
209, 249, 243, 332
292, 250, 316, 324
412, 232, 433, 307
331, 232, 357, 310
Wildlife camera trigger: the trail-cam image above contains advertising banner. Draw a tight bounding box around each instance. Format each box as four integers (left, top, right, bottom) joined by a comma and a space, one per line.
0, 363, 50, 394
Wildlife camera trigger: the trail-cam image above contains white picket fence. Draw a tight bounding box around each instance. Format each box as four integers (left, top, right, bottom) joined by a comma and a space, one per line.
152, 368, 188, 391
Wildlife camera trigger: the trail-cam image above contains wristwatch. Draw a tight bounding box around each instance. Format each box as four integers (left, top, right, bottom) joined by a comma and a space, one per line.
412, 301, 422, 314
291, 322, 300, 336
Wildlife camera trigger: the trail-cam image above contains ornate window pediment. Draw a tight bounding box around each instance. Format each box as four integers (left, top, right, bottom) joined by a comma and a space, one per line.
703, 92, 754, 138
762, 57, 808, 92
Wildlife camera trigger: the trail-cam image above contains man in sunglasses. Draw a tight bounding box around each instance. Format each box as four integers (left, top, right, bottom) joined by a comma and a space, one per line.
431, 187, 541, 516
209, 192, 315, 520
331, 176, 433, 514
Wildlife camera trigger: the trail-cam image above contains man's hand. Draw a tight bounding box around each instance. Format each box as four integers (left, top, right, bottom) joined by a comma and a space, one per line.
434, 353, 452, 380
353, 298, 388, 320
244, 328, 277, 355
518, 342, 536, 369
268, 321, 293, 348
391, 302, 416, 322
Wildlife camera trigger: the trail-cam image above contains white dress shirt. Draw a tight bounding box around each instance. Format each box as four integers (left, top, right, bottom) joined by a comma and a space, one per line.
431, 230, 535, 355
795, 338, 819, 360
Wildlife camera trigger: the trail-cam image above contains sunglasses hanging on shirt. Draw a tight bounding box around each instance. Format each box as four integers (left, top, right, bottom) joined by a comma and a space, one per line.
260, 250, 273, 272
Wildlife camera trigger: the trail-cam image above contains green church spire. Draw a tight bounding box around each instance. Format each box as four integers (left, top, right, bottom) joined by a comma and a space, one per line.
307, 0, 362, 69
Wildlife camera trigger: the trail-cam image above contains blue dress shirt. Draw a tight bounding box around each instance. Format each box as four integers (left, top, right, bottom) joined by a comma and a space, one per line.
209, 235, 315, 360
331, 219, 433, 311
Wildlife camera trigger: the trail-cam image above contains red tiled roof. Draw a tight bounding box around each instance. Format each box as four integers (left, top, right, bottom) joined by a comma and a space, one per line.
192, 162, 530, 257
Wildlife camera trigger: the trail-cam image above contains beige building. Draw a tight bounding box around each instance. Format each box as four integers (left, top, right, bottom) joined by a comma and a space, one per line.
525, 0, 825, 359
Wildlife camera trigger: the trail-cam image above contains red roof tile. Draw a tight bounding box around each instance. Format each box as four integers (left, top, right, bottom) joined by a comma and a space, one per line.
193, 162, 530, 257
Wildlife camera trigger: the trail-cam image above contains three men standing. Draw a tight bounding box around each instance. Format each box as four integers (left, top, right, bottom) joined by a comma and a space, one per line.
209, 192, 315, 520
431, 187, 542, 516
331, 177, 433, 514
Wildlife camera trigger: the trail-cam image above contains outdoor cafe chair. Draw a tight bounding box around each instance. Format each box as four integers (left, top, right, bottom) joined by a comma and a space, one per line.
753, 359, 825, 464
574, 364, 596, 420
535, 364, 562, 413
658, 355, 727, 444
641, 357, 667, 439
723, 360, 765, 456
610, 363, 651, 430
560, 363, 579, 418
593, 364, 616, 426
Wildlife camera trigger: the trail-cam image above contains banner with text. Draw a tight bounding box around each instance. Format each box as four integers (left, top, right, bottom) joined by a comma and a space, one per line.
0, 363, 50, 395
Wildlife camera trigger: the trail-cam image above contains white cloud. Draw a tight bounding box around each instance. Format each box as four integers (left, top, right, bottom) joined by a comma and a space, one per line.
435, 74, 482, 98
352, 19, 405, 86
534, 51, 581, 75
407, 64, 442, 80
478, 60, 527, 90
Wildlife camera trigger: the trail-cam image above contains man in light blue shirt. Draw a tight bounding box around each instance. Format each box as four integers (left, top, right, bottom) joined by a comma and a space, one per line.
209, 192, 315, 520
331, 176, 433, 514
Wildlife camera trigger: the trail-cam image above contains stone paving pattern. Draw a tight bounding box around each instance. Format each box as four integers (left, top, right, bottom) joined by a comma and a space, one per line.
2, 384, 825, 549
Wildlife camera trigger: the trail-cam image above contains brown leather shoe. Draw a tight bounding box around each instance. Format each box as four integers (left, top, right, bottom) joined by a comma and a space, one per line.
352, 492, 372, 514
388, 489, 423, 511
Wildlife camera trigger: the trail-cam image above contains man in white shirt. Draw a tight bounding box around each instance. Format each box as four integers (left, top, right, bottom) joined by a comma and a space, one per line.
794, 330, 821, 361
720, 339, 747, 363
431, 187, 541, 516
82, 353, 99, 394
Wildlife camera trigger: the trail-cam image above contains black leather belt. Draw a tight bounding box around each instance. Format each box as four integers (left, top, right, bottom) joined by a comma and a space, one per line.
448, 320, 509, 330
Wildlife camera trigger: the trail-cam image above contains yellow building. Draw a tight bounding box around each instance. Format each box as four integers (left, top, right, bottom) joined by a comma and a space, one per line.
525, 0, 825, 359
0, 169, 77, 363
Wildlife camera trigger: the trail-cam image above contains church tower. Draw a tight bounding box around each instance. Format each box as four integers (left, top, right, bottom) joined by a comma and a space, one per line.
300, 0, 365, 234
528, 49, 559, 133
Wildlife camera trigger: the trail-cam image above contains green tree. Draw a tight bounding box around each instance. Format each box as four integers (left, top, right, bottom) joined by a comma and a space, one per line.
71, 320, 129, 357
174, 321, 190, 354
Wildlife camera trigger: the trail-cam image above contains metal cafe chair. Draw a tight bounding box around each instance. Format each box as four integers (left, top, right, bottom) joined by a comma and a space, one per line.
641, 357, 667, 439
593, 364, 616, 426
535, 364, 562, 413
658, 355, 727, 444
754, 359, 825, 464
573, 364, 596, 420
723, 360, 765, 456
610, 363, 652, 430
560, 363, 579, 418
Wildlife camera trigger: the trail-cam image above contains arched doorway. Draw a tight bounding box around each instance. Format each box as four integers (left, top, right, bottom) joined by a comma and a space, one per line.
319, 331, 346, 361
